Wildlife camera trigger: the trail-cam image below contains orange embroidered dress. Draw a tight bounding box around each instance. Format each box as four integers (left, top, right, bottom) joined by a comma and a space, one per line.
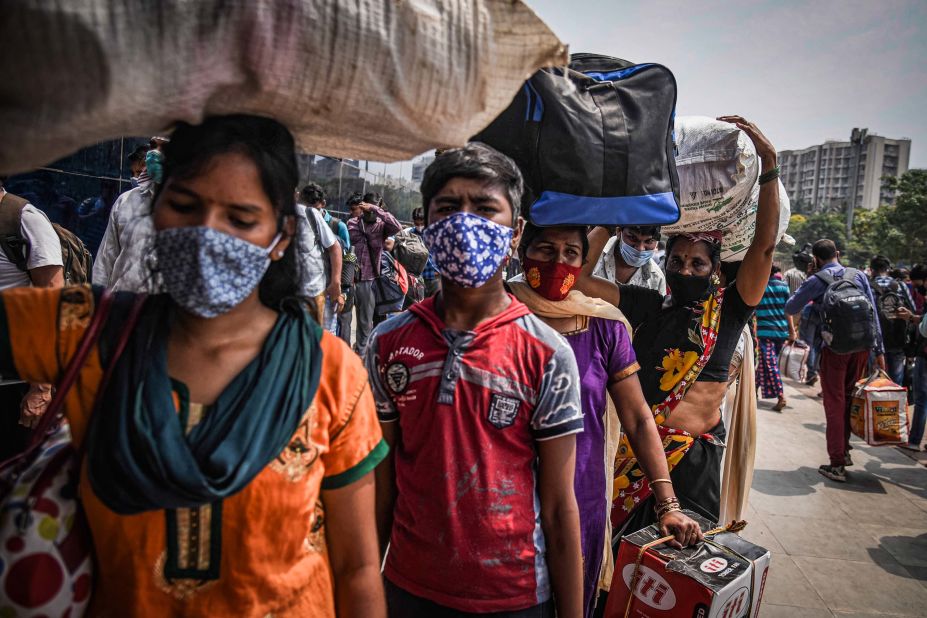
0, 286, 385, 616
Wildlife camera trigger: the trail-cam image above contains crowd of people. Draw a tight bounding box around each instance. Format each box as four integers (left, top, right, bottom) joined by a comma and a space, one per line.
0, 110, 922, 618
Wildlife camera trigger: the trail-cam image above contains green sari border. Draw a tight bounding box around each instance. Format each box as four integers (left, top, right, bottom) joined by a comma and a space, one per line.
321, 439, 389, 490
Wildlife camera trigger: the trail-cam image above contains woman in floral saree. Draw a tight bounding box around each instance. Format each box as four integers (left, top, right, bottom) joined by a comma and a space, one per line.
584, 116, 780, 535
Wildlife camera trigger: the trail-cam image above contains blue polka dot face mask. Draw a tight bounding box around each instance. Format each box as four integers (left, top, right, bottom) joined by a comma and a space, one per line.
422, 212, 514, 288
154, 226, 281, 318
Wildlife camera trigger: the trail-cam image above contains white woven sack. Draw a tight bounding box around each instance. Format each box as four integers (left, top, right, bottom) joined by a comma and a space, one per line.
778, 340, 808, 382
664, 116, 760, 235
0, 0, 567, 174
721, 179, 791, 262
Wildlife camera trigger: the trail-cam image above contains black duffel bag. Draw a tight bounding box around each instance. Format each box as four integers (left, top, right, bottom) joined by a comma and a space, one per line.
472, 53, 680, 227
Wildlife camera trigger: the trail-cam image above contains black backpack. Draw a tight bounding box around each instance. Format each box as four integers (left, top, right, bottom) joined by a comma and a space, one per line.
392, 229, 429, 276
815, 268, 876, 354
872, 278, 912, 351
471, 53, 680, 227
0, 192, 93, 286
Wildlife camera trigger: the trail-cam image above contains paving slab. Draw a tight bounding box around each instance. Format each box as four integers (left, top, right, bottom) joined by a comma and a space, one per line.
858, 524, 927, 568
760, 605, 834, 618
792, 556, 925, 616
739, 517, 787, 554
759, 554, 828, 609
750, 379, 927, 617
762, 514, 897, 565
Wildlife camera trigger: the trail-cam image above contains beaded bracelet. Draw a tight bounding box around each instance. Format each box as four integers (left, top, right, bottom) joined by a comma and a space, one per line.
758, 165, 780, 185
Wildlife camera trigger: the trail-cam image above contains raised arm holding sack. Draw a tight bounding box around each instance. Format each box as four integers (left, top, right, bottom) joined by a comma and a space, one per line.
584, 117, 780, 535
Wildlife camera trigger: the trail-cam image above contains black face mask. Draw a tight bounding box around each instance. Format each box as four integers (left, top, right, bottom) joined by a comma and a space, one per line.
666, 272, 713, 307
917, 284, 927, 295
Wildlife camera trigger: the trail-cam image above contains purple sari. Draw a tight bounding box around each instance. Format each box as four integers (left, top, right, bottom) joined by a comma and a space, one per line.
563, 317, 639, 618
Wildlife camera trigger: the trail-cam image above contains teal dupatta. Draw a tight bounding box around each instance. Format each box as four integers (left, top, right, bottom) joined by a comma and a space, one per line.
86, 296, 322, 514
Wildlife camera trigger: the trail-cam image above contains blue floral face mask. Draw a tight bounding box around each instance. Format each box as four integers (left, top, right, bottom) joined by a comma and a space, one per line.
155, 226, 281, 318
422, 212, 513, 288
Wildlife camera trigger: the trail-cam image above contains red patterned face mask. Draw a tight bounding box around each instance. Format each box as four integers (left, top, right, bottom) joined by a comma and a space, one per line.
522, 257, 581, 301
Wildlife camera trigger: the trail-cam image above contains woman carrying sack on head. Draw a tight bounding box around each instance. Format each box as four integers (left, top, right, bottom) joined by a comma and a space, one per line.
0, 116, 387, 617
509, 221, 702, 618
584, 116, 780, 535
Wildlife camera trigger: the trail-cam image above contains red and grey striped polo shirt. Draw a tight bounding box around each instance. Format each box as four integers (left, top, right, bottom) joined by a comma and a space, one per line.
365, 295, 582, 613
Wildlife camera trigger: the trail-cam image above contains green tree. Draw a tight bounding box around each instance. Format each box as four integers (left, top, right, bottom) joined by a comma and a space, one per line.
786, 212, 847, 253
846, 206, 904, 266
883, 169, 927, 263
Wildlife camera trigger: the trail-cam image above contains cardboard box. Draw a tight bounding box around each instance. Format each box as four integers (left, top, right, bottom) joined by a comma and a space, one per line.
604, 511, 771, 618
849, 372, 908, 446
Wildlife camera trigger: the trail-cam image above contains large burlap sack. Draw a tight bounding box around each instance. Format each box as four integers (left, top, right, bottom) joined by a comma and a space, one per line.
664, 116, 790, 261
0, 0, 567, 174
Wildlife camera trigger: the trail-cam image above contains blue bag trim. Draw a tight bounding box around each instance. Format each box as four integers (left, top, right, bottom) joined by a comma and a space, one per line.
527, 81, 544, 121
522, 81, 544, 122
530, 190, 680, 226
583, 63, 654, 82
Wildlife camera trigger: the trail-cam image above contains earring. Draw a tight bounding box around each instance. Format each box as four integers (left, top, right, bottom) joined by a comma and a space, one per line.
275, 251, 284, 258
711, 273, 720, 286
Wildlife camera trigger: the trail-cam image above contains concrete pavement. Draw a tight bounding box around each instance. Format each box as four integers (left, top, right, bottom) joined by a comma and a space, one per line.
743, 377, 927, 617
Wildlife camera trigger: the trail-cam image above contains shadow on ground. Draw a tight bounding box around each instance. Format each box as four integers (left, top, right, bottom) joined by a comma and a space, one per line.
867, 532, 927, 582
752, 467, 822, 496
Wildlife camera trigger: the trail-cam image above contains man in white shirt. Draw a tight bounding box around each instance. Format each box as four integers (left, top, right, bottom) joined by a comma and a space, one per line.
296, 185, 343, 334
592, 225, 666, 294
0, 181, 64, 458
93, 171, 161, 293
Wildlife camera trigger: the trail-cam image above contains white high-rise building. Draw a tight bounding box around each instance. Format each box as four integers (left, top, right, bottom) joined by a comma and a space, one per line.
779, 131, 910, 213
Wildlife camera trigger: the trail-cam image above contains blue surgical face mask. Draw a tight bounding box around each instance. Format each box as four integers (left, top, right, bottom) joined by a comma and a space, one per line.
155, 226, 281, 318
619, 237, 654, 268
422, 212, 513, 288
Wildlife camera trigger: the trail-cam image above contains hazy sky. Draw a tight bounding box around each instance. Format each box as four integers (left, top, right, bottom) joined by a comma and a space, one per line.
527, 0, 927, 167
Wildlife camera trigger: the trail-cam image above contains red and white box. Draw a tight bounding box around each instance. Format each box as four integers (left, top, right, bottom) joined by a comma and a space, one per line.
849, 371, 909, 446
604, 511, 771, 618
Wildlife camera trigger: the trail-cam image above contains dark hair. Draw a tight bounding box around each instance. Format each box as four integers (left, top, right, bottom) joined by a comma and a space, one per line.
363, 192, 382, 206
869, 255, 891, 273
665, 235, 722, 269
911, 263, 927, 281
346, 192, 364, 209
812, 239, 838, 262
720, 260, 742, 284
619, 225, 661, 241
792, 249, 813, 269
155, 114, 305, 314
412, 207, 425, 221
771, 264, 781, 275
128, 145, 149, 164
421, 142, 524, 225
518, 222, 589, 261
299, 182, 325, 206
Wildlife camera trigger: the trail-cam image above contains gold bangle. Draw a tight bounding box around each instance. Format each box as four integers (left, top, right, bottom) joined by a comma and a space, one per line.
650, 479, 672, 486
657, 505, 682, 519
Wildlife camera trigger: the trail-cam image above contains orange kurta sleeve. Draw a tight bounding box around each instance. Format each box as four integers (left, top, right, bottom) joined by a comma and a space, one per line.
2, 284, 103, 445
315, 332, 388, 490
